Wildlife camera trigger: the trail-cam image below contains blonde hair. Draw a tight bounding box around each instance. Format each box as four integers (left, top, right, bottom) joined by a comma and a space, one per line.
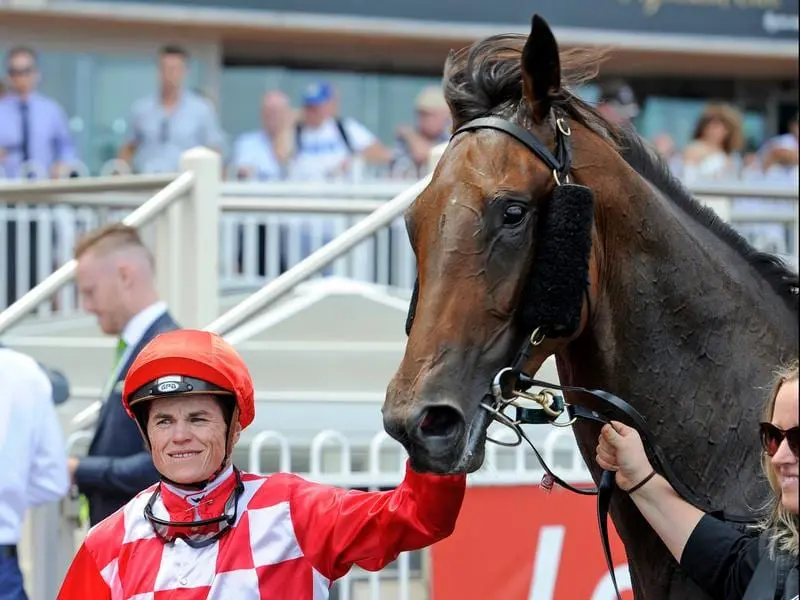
754, 359, 799, 558
74, 223, 152, 266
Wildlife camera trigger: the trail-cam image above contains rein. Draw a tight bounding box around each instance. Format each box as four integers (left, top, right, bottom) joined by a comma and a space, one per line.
448, 113, 761, 600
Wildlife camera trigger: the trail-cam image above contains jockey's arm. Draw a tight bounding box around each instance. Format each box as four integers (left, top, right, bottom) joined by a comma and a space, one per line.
288, 459, 466, 581
57, 543, 111, 600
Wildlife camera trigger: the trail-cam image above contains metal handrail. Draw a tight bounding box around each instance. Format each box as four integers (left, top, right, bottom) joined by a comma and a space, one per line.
0, 172, 195, 336
204, 173, 432, 336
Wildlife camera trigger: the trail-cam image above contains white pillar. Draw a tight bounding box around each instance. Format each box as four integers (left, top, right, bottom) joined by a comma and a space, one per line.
175, 147, 220, 329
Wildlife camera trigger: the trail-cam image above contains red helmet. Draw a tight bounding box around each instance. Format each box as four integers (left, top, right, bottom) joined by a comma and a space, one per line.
123, 329, 255, 431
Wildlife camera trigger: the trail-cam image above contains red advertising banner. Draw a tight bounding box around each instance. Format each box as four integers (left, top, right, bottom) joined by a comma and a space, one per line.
430, 485, 634, 600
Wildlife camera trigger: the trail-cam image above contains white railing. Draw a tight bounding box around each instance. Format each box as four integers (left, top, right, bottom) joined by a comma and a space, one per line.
2, 151, 797, 321
0, 148, 225, 335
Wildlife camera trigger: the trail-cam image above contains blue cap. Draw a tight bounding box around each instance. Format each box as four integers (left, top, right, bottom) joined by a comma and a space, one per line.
303, 81, 334, 106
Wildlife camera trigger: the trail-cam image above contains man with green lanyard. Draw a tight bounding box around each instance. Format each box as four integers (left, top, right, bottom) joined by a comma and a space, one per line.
68, 223, 179, 526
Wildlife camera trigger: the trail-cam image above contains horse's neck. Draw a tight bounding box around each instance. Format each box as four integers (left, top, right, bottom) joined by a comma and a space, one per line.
564, 176, 796, 511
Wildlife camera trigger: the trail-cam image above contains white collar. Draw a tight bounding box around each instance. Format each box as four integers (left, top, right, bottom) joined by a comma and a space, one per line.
162, 465, 234, 504
121, 301, 167, 348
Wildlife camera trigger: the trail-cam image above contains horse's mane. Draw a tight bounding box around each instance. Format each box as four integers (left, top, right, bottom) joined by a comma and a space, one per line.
443, 34, 799, 313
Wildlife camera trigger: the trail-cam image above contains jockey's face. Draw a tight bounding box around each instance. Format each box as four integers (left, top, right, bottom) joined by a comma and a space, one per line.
147, 394, 239, 486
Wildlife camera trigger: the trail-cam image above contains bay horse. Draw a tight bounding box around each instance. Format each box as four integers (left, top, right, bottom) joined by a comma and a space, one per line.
382, 13, 799, 600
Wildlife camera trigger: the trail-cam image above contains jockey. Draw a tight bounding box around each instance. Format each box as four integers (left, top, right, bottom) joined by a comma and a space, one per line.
57, 329, 466, 599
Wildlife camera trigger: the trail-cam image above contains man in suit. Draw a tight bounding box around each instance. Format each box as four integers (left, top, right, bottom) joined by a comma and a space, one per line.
69, 223, 179, 526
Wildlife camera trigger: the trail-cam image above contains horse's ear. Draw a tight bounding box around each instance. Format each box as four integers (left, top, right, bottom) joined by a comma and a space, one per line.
521, 14, 561, 123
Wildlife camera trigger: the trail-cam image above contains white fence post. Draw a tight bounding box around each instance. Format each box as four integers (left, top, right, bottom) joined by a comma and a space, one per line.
176, 147, 220, 328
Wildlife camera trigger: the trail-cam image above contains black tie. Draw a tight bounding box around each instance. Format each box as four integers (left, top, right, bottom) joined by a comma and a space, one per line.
20, 100, 30, 165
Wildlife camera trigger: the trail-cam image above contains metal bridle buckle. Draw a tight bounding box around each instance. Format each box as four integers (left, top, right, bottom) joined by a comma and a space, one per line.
556, 117, 572, 136
513, 388, 564, 419
530, 327, 546, 346
552, 169, 572, 187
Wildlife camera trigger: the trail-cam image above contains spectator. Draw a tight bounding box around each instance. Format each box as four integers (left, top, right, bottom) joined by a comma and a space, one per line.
289, 80, 392, 181
650, 132, 684, 177
228, 90, 296, 181
0, 46, 79, 180
596, 79, 640, 129
734, 113, 798, 255
392, 85, 451, 178
760, 111, 799, 183
0, 46, 80, 308
0, 346, 70, 600
117, 45, 224, 174
682, 102, 744, 182
70, 224, 179, 526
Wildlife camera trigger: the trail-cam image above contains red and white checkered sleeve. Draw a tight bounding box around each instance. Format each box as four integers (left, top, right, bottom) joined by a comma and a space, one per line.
56, 542, 111, 600
288, 459, 466, 581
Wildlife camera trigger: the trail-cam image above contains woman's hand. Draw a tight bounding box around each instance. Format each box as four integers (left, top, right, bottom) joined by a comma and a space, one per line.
595, 421, 654, 492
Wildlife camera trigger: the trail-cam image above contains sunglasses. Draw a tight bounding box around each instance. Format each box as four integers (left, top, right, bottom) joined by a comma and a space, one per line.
8, 67, 33, 77
759, 422, 800, 458
144, 469, 244, 549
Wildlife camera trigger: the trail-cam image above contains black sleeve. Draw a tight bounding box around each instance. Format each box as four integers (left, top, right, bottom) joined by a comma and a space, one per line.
679, 513, 760, 600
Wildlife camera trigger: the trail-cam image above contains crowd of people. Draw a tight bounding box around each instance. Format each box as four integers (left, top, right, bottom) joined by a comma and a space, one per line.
0, 44, 451, 183
1, 44, 798, 186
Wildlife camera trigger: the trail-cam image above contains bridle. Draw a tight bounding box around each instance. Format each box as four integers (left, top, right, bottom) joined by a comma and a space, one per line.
446, 113, 760, 600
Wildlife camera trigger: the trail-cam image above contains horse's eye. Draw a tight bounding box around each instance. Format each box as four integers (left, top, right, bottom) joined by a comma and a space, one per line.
503, 204, 527, 227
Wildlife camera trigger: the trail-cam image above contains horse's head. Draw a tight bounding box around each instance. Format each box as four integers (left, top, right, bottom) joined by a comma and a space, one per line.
383, 14, 611, 474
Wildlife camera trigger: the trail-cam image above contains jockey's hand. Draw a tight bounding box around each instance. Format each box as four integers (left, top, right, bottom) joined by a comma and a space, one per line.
595, 421, 654, 491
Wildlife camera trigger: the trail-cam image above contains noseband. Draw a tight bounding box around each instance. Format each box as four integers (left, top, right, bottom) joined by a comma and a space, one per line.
442, 113, 759, 600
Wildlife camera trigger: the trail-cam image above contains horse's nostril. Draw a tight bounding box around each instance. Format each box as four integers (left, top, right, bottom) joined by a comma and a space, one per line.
417, 405, 464, 439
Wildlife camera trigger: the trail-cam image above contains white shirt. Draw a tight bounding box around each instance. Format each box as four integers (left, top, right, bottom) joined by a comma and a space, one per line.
228, 130, 284, 181
0, 348, 69, 544
101, 300, 169, 403
120, 301, 168, 360
289, 117, 376, 181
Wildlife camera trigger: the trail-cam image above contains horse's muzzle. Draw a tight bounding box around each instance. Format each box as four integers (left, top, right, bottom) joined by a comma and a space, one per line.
383, 402, 467, 473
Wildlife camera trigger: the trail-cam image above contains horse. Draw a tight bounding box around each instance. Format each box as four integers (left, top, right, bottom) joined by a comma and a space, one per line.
382, 13, 799, 600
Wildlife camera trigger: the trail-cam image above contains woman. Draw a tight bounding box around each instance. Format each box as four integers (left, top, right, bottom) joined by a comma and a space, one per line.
57, 329, 466, 599
682, 102, 745, 182
596, 361, 798, 599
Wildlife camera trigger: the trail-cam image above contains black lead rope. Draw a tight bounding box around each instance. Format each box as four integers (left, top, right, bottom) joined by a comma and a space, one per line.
496, 372, 761, 600
504, 383, 622, 600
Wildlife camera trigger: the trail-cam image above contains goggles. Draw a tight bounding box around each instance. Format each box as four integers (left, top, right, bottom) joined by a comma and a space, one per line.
144, 468, 244, 549
759, 422, 799, 458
